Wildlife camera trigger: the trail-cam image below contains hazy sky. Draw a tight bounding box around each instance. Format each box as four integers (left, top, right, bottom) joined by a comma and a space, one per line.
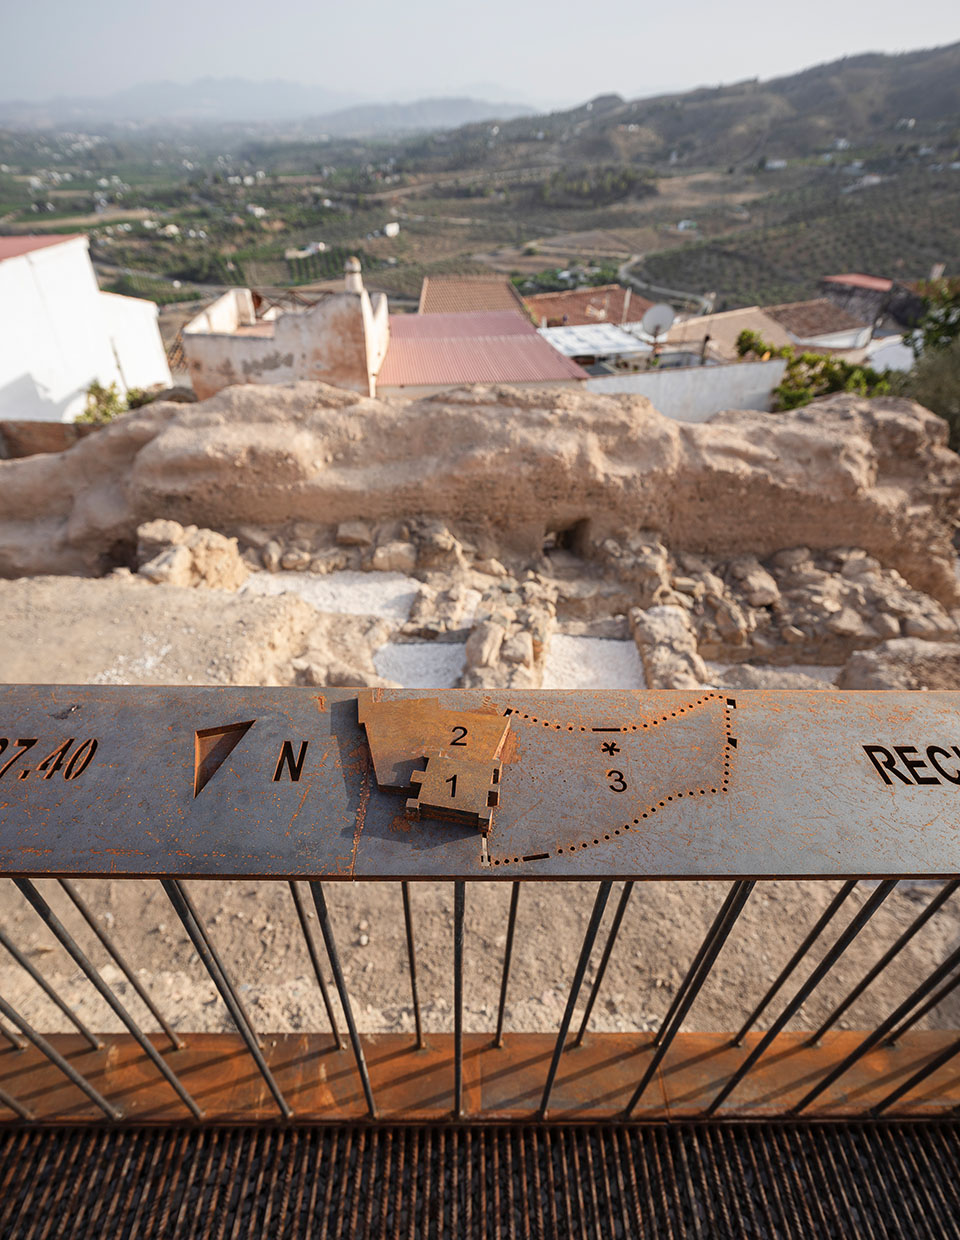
5, 0, 959, 107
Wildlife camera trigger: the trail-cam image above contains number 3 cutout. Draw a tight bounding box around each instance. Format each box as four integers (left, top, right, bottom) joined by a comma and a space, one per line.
607, 770, 627, 792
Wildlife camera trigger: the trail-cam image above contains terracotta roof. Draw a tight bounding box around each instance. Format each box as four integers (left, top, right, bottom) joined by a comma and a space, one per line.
0, 234, 84, 262
379, 311, 587, 387
666, 307, 794, 361
765, 299, 870, 338
418, 275, 525, 315
524, 284, 653, 327
822, 273, 893, 293
390, 310, 532, 340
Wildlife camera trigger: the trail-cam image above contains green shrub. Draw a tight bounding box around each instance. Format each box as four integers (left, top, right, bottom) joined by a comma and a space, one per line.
736, 330, 891, 409
76, 381, 127, 424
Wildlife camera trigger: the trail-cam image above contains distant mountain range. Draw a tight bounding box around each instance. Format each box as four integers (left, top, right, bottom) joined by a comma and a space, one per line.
0, 77, 534, 134
434, 42, 960, 168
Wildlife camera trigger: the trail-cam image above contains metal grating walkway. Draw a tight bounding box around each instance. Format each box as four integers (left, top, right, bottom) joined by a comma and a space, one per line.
2, 1122, 959, 1238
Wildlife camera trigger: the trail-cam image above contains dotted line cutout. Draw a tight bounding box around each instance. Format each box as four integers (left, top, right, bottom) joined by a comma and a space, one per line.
488, 693, 736, 868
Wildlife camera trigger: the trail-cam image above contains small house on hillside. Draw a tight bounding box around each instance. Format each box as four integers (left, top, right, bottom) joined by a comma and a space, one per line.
764, 299, 872, 352
377, 310, 587, 397
524, 284, 653, 328
417, 275, 524, 315
182, 261, 585, 401
0, 234, 171, 422
182, 258, 389, 399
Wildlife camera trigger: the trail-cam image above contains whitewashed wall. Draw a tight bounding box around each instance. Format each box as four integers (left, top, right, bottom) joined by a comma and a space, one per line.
586, 359, 788, 422
0, 237, 170, 422
101, 293, 171, 392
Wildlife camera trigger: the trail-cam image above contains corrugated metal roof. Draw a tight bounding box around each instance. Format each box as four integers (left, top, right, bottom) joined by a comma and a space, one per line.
390, 310, 533, 339
539, 323, 651, 357
418, 275, 525, 314
0, 234, 84, 262
525, 284, 653, 327
377, 333, 587, 387
822, 273, 893, 292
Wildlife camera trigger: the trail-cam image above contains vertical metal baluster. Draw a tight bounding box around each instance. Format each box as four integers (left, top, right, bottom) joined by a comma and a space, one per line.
575, 881, 634, 1047
0, 992, 120, 1120
161, 878, 291, 1119
170, 879, 262, 1049
885, 970, 960, 1045
708, 879, 896, 1115
624, 881, 755, 1116
653, 882, 744, 1047
733, 880, 858, 1044
0, 1018, 26, 1051
288, 881, 343, 1049
454, 881, 465, 1119
872, 1035, 960, 1116
13, 878, 202, 1121
56, 879, 182, 1050
401, 882, 424, 1051
0, 1083, 31, 1120
539, 881, 613, 1119
0, 926, 101, 1051
309, 881, 377, 1119
811, 878, 960, 1042
791, 932, 960, 1113
495, 882, 521, 1049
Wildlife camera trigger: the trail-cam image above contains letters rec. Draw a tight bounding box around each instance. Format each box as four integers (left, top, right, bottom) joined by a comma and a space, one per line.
863, 743, 960, 786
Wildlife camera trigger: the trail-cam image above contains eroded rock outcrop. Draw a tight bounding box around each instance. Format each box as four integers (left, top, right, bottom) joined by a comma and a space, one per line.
1, 385, 957, 609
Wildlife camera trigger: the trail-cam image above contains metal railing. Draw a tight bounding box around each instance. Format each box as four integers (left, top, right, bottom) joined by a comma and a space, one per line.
2, 685, 960, 1125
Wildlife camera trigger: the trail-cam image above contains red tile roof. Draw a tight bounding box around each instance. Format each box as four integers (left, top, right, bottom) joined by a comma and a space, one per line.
822, 273, 893, 292
418, 275, 525, 314
390, 310, 533, 339
524, 284, 653, 327
0, 234, 84, 262
378, 311, 587, 387
765, 299, 869, 337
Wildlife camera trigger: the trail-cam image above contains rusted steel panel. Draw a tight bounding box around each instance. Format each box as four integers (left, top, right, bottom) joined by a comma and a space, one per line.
2, 1032, 959, 1123
2, 686, 960, 880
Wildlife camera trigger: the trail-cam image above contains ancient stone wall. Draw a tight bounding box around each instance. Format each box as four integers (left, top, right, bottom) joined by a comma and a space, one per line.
0, 383, 957, 607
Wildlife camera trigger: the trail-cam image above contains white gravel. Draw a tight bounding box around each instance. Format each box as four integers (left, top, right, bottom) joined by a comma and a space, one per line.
242, 570, 420, 620
374, 642, 467, 688
541, 636, 645, 689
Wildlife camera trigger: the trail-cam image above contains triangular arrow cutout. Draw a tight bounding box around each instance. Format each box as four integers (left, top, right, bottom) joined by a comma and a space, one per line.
194, 720, 255, 797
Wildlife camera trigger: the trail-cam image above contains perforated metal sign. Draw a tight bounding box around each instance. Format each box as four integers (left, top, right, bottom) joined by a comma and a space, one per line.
1, 685, 959, 880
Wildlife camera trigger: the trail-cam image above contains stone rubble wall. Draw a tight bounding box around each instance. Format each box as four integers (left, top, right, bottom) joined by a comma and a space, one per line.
0, 382, 957, 608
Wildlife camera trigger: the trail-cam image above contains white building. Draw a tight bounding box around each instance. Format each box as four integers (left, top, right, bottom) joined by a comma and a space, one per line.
0, 234, 171, 422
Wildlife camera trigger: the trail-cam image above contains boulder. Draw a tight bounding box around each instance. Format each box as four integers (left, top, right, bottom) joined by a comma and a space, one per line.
464, 620, 506, 669
336, 520, 373, 547
371, 540, 418, 574
138, 526, 248, 591
630, 605, 707, 689
136, 518, 190, 566
280, 548, 312, 571
838, 639, 960, 690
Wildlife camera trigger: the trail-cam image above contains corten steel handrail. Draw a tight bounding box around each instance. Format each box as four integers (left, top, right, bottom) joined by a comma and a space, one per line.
2, 685, 960, 1125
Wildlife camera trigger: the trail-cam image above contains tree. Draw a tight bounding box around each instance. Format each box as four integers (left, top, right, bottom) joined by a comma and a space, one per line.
898, 337, 960, 450
906, 279, 960, 358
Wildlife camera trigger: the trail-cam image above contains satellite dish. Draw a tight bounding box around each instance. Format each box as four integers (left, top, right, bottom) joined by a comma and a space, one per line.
641, 303, 675, 338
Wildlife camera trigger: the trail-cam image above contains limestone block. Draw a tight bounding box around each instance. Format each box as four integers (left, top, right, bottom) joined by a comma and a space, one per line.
371, 541, 418, 574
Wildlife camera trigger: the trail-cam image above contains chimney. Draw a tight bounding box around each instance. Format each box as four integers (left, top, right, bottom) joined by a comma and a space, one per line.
344, 255, 364, 293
